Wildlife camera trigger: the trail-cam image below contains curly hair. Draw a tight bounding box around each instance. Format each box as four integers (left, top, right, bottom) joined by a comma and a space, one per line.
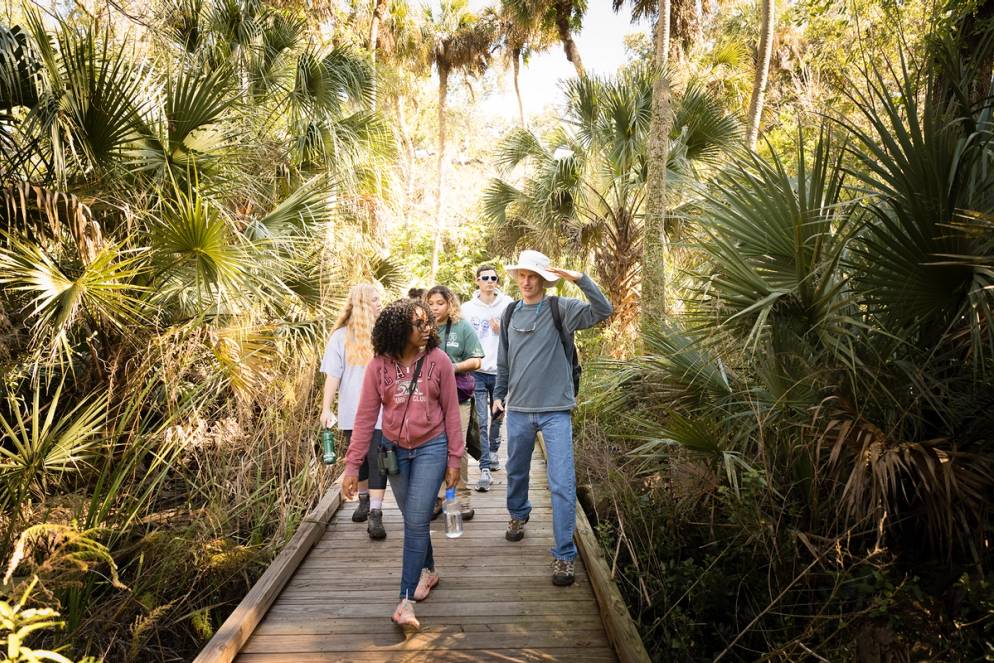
425, 285, 462, 323
372, 299, 439, 359
332, 284, 379, 365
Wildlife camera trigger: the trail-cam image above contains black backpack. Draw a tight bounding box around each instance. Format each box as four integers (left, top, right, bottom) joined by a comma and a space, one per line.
501, 296, 581, 396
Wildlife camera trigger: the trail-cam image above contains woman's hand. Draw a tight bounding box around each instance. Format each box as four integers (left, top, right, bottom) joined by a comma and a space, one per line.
492, 399, 505, 417
342, 475, 358, 500
445, 467, 459, 488
320, 409, 337, 429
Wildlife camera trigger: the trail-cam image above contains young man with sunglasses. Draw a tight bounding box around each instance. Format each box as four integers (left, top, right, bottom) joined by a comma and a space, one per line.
460, 265, 514, 491
493, 250, 612, 586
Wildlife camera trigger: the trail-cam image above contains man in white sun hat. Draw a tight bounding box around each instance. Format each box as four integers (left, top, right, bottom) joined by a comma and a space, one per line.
493, 249, 612, 587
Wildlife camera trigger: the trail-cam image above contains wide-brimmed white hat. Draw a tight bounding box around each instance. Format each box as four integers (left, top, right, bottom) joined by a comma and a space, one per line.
505, 250, 559, 287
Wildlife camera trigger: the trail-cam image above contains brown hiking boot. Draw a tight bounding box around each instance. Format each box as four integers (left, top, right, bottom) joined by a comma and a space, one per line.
552, 559, 575, 586
505, 515, 529, 541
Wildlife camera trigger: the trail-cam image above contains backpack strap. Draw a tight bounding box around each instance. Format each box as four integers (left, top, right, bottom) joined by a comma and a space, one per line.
499, 300, 518, 357
548, 295, 574, 363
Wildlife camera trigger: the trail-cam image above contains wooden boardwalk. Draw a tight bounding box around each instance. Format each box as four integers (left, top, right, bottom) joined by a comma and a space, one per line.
196, 437, 649, 663
234, 445, 617, 662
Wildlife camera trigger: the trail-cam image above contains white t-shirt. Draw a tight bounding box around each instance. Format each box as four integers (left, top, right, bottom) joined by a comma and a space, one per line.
320, 327, 382, 431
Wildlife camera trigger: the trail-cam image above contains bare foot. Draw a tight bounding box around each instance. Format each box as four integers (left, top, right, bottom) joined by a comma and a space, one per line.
391, 598, 420, 632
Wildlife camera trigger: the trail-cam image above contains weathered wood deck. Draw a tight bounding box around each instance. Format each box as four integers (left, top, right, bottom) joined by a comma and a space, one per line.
196, 441, 649, 663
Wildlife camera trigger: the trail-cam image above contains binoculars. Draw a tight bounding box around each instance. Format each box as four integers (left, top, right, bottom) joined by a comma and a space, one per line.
378, 445, 399, 476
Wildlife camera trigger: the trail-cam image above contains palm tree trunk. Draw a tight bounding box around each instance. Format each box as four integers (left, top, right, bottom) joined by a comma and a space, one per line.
512, 48, 526, 127
394, 95, 417, 226
368, 0, 388, 111
554, 0, 586, 78
745, 0, 775, 150
431, 68, 449, 281
641, 0, 672, 329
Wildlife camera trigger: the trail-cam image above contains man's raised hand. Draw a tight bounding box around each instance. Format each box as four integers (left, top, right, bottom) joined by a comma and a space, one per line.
548, 267, 582, 282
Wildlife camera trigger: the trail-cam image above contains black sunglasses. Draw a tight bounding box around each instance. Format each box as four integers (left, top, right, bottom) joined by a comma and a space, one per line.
478, 275, 499, 282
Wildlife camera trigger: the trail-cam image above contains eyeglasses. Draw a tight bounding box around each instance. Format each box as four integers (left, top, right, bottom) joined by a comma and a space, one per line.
510, 300, 542, 333
478, 275, 499, 282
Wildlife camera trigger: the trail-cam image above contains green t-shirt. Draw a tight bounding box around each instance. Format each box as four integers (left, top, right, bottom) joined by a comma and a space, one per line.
440, 318, 484, 366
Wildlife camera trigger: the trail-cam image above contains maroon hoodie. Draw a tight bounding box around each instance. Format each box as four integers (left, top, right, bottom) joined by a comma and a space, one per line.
344, 347, 464, 477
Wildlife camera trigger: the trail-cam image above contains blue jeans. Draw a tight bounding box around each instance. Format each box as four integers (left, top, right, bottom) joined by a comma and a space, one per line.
473, 372, 502, 470
384, 432, 449, 599
505, 411, 577, 561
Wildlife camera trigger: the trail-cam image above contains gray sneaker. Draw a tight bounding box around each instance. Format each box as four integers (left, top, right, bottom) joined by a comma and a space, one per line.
552, 559, 575, 586
476, 468, 493, 492
352, 493, 370, 522
490, 452, 501, 472
505, 515, 529, 541
367, 508, 386, 540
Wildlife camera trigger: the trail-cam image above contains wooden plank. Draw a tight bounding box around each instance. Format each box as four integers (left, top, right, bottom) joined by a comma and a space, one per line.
273, 587, 594, 603
536, 435, 651, 663
193, 482, 343, 663
236, 647, 619, 662
263, 600, 602, 618
289, 565, 589, 579
253, 614, 606, 636
241, 627, 610, 652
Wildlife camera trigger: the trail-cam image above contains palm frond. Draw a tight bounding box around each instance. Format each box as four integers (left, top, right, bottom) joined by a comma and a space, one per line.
248, 174, 336, 239
0, 234, 147, 364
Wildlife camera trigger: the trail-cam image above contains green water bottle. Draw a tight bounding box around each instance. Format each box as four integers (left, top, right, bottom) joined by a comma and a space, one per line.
321, 427, 336, 464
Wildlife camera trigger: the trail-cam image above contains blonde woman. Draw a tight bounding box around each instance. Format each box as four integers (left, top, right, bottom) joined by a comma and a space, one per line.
425, 285, 483, 521
320, 284, 387, 539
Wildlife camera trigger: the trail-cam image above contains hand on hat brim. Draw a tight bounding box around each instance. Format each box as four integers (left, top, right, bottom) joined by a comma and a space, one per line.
547, 267, 582, 283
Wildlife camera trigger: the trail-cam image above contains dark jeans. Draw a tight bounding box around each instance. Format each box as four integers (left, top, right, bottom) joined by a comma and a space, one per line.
384, 432, 449, 599
342, 429, 387, 490
473, 371, 502, 470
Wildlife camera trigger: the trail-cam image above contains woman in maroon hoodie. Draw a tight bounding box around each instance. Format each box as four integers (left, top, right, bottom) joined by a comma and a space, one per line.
342, 298, 463, 630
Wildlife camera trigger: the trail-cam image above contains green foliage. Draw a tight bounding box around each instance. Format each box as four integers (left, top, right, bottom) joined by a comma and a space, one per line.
0, 577, 97, 663
577, 48, 994, 658
483, 66, 740, 328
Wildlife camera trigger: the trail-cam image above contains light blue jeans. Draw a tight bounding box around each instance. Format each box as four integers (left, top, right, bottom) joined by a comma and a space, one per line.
473, 371, 502, 470
384, 432, 449, 599
505, 410, 577, 561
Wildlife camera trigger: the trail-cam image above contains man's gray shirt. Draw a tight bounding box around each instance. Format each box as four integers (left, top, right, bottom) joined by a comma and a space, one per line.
495, 274, 612, 412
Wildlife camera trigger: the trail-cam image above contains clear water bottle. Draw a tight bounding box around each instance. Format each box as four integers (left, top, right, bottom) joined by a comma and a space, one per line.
443, 487, 463, 538
321, 428, 336, 464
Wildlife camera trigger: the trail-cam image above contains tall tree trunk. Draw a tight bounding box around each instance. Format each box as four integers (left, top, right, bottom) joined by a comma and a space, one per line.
745, 0, 775, 150
431, 67, 449, 281
394, 95, 417, 227
368, 0, 388, 110
512, 48, 526, 127
641, 0, 672, 330
554, 0, 585, 78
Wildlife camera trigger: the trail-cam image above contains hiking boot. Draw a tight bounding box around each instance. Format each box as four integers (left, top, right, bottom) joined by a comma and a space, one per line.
505, 515, 529, 541
552, 559, 575, 586
461, 506, 475, 521
431, 497, 443, 521
476, 468, 493, 492
413, 568, 439, 601
367, 508, 386, 540
391, 598, 420, 631
352, 493, 370, 522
